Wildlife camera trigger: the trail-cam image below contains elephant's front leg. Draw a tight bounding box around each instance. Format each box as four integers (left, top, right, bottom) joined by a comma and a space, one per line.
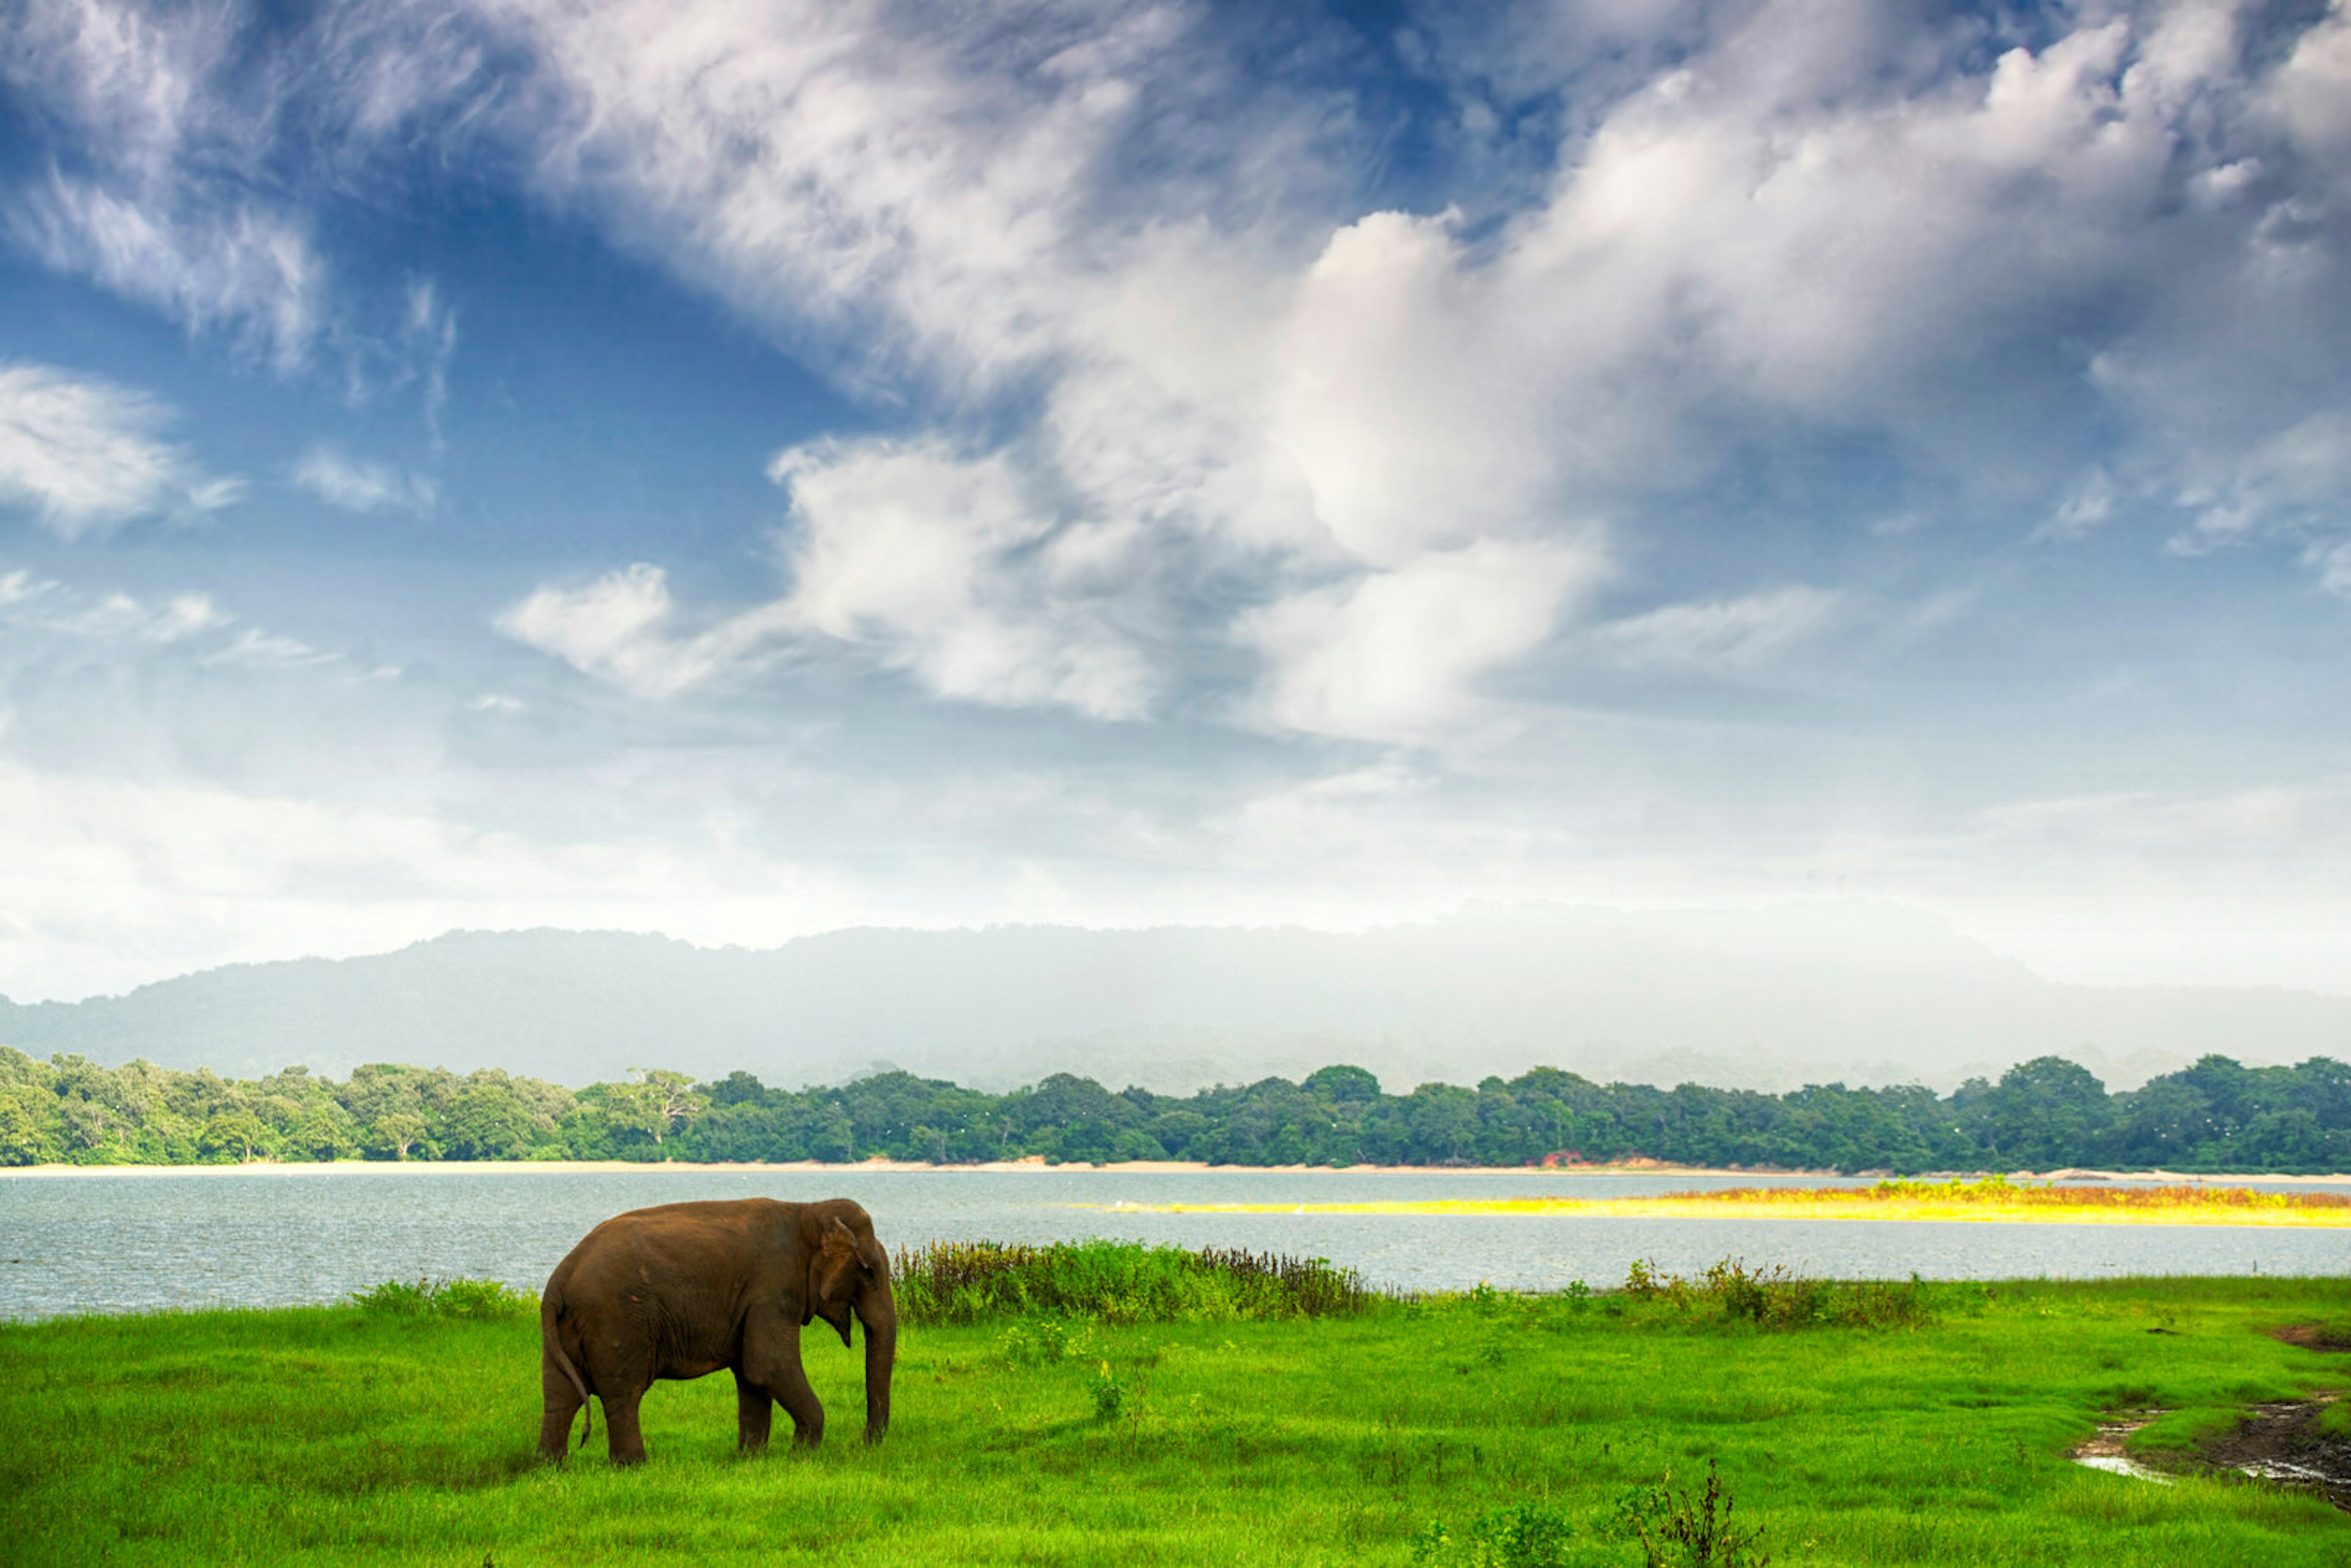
733, 1368, 774, 1455
743, 1318, 825, 1449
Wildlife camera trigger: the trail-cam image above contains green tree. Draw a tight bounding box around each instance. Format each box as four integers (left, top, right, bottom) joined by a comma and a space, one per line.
602, 1069, 709, 1152
0, 1081, 61, 1165
366, 1111, 431, 1161
201, 1109, 268, 1162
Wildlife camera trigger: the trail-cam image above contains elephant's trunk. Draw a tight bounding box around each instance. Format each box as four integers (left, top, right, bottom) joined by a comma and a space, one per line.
857, 1280, 896, 1443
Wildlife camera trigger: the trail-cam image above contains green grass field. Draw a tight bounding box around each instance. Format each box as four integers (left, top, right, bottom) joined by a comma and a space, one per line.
4, 1267, 2348, 1566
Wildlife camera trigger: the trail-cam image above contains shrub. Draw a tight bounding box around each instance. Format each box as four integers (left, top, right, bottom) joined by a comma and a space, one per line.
350, 1277, 536, 1320
893, 1239, 1378, 1325
1622, 1258, 1930, 1330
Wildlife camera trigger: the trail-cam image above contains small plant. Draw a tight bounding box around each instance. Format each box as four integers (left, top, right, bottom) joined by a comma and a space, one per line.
1608, 1461, 1768, 1567
1088, 1360, 1125, 1421
1410, 1501, 1580, 1567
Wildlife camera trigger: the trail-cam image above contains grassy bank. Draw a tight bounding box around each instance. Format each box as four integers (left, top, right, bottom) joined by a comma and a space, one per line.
2, 1258, 2348, 1566
1112, 1178, 2351, 1227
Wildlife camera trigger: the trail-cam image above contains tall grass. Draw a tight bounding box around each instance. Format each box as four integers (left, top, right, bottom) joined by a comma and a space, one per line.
1621, 1257, 1937, 1329
893, 1238, 1378, 1324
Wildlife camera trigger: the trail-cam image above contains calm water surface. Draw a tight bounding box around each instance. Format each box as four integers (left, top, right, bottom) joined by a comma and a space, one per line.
2, 1168, 2345, 1320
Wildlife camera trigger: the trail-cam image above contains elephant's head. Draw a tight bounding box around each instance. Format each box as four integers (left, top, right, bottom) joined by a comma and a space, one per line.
803, 1211, 897, 1442
804, 1216, 871, 1349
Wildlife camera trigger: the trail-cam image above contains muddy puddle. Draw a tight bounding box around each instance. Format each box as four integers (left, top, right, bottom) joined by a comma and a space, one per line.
2071, 1409, 2175, 1485
2072, 1386, 2351, 1510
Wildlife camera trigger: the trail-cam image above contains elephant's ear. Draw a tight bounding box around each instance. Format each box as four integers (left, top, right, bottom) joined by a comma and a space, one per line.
806, 1216, 860, 1317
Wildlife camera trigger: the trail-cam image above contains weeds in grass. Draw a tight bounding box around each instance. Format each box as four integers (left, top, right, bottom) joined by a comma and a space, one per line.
990, 1316, 1097, 1366
1611, 1461, 1769, 1567
895, 1239, 1375, 1324
1413, 1463, 1768, 1567
1409, 1500, 1580, 1566
349, 1277, 536, 1320
1623, 1258, 1932, 1329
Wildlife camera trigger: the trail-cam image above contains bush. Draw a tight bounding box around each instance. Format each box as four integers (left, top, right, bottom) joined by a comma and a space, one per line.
350, 1277, 536, 1320
1622, 1257, 1930, 1330
893, 1239, 1378, 1326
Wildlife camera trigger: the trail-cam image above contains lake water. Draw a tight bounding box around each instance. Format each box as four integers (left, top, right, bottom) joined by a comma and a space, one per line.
2, 1168, 2346, 1321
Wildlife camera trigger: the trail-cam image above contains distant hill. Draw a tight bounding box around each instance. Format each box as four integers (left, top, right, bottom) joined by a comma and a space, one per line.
2, 905, 2346, 1092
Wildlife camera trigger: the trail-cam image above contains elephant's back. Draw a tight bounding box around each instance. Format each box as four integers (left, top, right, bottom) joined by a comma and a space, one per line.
547, 1199, 783, 1296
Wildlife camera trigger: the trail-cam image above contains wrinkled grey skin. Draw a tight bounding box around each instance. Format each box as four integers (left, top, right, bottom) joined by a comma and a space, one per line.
537, 1197, 894, 1465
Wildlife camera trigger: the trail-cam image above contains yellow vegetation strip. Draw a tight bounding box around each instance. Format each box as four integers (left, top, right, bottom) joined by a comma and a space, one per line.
1081, 1182, 2351, 1227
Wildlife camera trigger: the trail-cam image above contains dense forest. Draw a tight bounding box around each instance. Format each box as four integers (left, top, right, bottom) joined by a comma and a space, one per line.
2, 1047, 2347, 1174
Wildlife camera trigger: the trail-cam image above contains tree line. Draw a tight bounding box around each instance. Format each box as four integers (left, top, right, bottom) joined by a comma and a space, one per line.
1, 1046, 2347, 1174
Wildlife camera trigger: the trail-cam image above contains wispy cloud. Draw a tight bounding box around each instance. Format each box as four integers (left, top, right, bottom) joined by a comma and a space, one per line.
0, 361, 242, 539
1594, 588, 1847, 677
0, 566, 342, 671
11, 174, 326, 373
494, 564, 793, 702
200, 626, 336, 669
0, 1, 326, 369
0, 567, 227, 643
290, 445, 435, 514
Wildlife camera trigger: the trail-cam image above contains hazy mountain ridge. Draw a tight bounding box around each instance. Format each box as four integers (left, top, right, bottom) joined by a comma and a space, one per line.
2, 907, 2344, 1093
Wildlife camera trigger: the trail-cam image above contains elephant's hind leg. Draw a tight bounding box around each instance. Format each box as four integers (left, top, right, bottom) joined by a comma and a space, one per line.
537, 1357, 585, 1463
734, 1368, 774, 1455
602, 1386, 650, 1466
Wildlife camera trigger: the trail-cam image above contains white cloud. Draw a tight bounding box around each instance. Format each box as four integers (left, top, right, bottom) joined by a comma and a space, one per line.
1594, 587, 1846, 675
776, 438, 1155, 720
494, 563, 793, 702
1239, 539, 1599, 743
0, 361, 242, 539
290, 445, 437, 514
0, 758, 869, 1002
471, 0, 2351, 734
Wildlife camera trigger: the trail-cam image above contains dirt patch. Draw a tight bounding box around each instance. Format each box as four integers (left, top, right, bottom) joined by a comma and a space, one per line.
2191, 1398, 2351, 1510
2270, 1324, 2351, 1353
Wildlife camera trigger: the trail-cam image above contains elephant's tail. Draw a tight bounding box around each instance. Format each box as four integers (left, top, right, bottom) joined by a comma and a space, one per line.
542, 1282, 594, 1451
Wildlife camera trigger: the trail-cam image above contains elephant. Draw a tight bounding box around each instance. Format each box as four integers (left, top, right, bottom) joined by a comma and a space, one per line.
536, 1196, 896, 1466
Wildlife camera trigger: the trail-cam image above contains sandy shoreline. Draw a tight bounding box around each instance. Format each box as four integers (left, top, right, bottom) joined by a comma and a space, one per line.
3, 1159, 2346, 1182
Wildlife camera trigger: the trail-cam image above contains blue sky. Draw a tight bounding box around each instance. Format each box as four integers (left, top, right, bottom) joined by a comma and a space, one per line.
2, 0, 2348, 1002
